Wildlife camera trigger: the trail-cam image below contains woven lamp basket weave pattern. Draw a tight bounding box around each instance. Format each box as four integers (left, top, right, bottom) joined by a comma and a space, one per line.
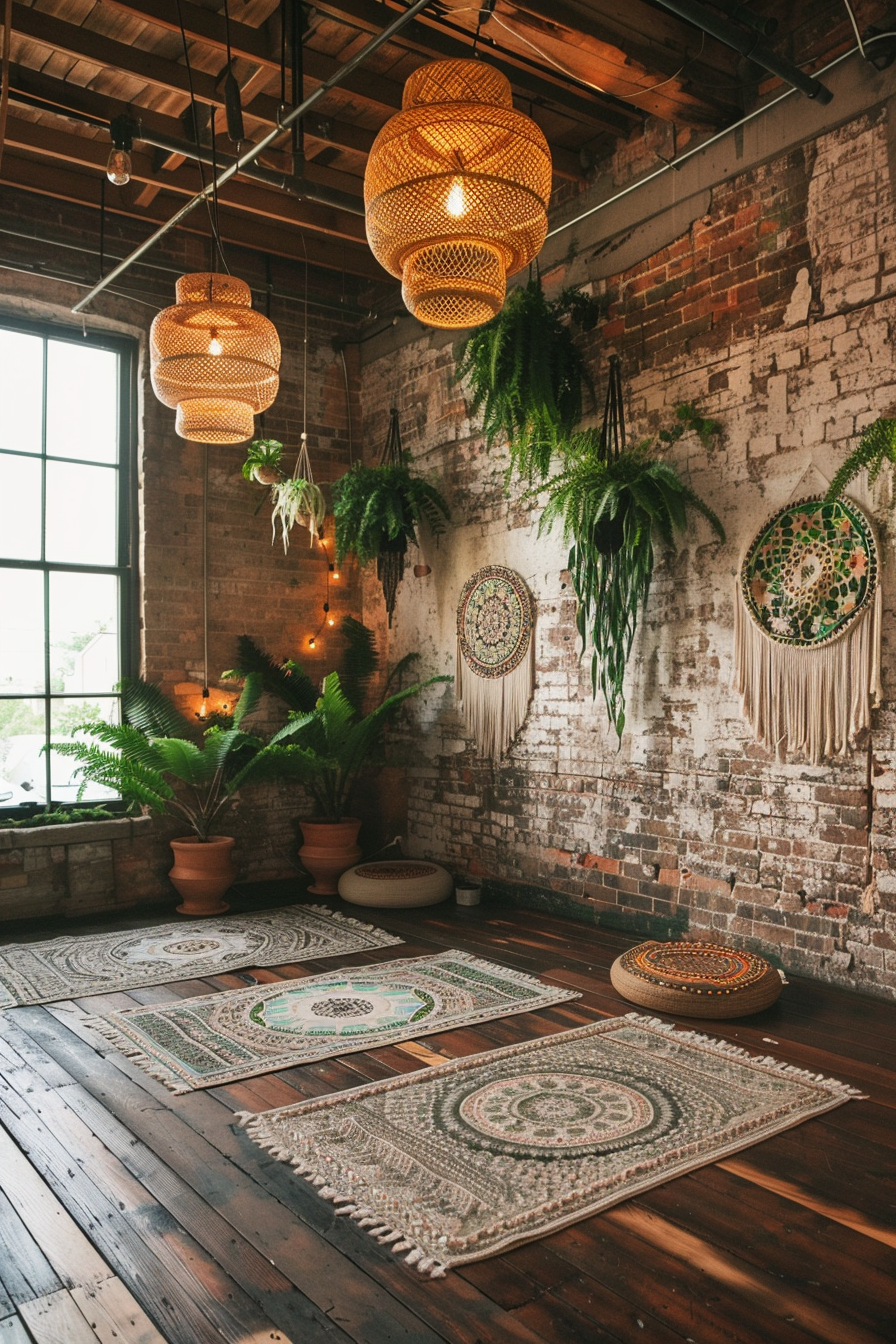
610, 941, 782, 1019
150, 273, 281, 444
364, 60, 552, 329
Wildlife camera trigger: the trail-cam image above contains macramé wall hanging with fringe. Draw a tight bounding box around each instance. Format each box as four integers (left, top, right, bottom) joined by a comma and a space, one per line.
456, 565, 535, 758
733, 496, 881, 764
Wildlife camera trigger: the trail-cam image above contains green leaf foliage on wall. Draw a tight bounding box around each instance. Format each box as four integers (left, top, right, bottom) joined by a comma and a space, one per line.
537, 431, 725, 739
826, 417, 896, 502
453, 276, 601, 483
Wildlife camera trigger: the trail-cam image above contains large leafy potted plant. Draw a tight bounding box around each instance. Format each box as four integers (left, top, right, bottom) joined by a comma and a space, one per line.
453, 274, 601, 482
263, 666, 448, 894
537, 372, 725, 739
332, 409, 449, 625
50, 674, 306, 915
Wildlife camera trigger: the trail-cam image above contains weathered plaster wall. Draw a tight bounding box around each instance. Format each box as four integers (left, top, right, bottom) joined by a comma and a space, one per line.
360, 98, 896, 999
0, 192, 362, 916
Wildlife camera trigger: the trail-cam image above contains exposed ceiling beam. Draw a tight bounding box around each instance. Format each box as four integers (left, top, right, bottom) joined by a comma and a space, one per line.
294, 0, 644, 135
3, 114, 367, 240
98, 0, 635, 139
8, 2, 403, 128
0, 152, 386, 279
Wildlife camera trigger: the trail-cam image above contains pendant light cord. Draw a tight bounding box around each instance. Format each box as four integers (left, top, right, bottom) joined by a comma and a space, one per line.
175, 0, 228, 272
202, 440, 209, 700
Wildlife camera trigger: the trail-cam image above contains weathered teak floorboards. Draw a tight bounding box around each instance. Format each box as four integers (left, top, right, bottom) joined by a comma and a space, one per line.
0, 897, 894, 1344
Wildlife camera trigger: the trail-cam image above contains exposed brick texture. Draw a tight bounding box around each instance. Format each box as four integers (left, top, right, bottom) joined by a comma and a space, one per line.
361, 107, 896, 1000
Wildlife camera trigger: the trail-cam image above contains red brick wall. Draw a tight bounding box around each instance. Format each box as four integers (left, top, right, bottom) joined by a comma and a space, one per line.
360, 107, 896, 998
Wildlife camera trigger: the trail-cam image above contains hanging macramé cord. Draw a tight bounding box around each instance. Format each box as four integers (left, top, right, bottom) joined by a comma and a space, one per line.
733, 496, 881, 764
456, 566, 535, 758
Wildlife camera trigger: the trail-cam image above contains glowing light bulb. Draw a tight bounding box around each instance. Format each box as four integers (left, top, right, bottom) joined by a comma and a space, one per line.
445, 177, 467, 218
308, 636, 316, 649
333, 571, 340, 581
208, 331, 223, 356
106, 147, 131, 186
327, 617, 335, 627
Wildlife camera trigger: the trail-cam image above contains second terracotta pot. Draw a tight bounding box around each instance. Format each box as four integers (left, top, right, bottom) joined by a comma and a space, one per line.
169, 835, 236, 916
298, 817, 362, 896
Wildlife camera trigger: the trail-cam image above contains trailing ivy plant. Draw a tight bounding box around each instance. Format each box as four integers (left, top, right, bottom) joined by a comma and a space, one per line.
658, 402, 723, 452
537, 431, 725, 740
453, 275, 602, 483
826, 417, 896, 501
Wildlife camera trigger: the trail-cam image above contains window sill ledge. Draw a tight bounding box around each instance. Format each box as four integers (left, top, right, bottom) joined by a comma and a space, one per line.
0, 815, 154, 850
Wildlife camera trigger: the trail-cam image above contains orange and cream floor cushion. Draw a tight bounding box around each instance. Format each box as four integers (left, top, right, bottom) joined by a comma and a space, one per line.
610, 941, 783, 1018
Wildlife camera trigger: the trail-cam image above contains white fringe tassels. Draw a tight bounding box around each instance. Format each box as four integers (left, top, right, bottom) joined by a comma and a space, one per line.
456, 635, 534, 759
733, 583, 881, 764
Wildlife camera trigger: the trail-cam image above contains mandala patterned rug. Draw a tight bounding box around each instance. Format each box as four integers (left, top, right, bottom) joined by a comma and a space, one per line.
85, 952, 579, 1092
0, 906, 402, 1009
241, 1014, 862, 1276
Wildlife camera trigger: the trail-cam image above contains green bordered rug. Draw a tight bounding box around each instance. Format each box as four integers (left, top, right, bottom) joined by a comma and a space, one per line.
85, 951, 580, 1092
0, 906, 402, 1009
241, 1014, 863, 1277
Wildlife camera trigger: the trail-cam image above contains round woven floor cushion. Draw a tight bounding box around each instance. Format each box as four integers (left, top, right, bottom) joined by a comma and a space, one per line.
610, 940, 782, 1018
338, 859, 453, 908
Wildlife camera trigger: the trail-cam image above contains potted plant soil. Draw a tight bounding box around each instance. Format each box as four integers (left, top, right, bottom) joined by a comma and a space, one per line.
50, 675, 308, 915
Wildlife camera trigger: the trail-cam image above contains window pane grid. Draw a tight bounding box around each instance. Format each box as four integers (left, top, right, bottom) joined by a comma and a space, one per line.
0, 319, 133, 816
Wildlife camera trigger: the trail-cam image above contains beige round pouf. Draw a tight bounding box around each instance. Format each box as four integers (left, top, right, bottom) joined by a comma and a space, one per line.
610, 940, 783, 1019
338, 859, 453, 908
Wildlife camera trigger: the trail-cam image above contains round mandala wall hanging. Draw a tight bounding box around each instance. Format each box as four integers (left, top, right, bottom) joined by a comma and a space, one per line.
734, 496, 881, 763
456, 565, 535, 758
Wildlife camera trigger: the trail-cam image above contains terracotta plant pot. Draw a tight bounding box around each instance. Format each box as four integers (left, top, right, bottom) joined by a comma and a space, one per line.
299, 817, 362, 896
169, 835, 236, 916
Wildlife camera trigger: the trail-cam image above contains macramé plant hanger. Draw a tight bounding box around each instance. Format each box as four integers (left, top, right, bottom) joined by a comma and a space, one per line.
733, 495, 881, 763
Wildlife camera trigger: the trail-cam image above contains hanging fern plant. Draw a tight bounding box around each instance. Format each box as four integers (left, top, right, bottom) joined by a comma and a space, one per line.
331, 410, 449, 625
826, 417, 896, 501
453, 274, 601, 482
536, 363, 725, 739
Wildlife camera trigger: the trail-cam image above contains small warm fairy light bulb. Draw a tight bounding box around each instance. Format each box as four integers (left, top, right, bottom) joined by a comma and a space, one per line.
308, 636, 316, 649
445, 177, 467, 218
196, 686, 210, 721
333, 570, 340, 581
327, 617, 335, 627
208, 329, 223, 356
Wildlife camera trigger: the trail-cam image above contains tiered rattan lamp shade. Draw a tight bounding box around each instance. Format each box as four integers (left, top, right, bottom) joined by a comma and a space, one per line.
364, 60, 552, 329
150, 273, 281, 443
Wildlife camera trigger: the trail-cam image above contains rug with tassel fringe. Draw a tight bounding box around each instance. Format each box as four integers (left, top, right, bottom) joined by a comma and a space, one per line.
85, 951, 579, 1092
0, 905, 402, 1009
240, 1013, 863, 1277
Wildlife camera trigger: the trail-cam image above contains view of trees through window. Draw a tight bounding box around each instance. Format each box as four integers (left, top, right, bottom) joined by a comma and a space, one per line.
0, 319, 134, 812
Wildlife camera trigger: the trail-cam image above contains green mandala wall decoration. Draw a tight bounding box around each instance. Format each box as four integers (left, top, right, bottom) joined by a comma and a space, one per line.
734, 496, 881, 764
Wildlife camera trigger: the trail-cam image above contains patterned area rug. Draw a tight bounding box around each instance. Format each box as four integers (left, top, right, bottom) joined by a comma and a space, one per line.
0, 906, 402, 1009
241, 1014, 862, 1276
85, 952, 579, 1092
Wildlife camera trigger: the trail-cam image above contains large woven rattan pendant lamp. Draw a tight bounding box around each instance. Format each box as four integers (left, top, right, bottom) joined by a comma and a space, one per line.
150, 272, 281, 443
364, 59, 552, 329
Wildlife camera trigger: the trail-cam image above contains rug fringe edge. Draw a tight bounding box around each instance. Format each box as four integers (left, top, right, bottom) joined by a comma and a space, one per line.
623, 1013, 867, 1100
234, 1113, 447, 1277
83, 1015, 192, 1094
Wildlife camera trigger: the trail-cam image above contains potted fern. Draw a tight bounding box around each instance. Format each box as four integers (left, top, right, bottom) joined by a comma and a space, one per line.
242, 438, 284, 486
453, 274, 601, 482
50, 675, 308, 915
332, 409, 449, 624
536, 366, 725, 739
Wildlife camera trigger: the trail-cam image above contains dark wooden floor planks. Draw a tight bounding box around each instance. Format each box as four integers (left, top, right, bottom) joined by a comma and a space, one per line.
1, 897, 895, 1343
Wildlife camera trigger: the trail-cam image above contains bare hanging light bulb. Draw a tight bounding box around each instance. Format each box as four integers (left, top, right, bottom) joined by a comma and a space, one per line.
107, 114, 137, 187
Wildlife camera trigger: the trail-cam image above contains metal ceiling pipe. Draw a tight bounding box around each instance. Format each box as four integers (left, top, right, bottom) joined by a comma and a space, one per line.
137, 124, 364, 216
6, 85, 363, 215
651, 0, 833, 102
72, 0, 434, 314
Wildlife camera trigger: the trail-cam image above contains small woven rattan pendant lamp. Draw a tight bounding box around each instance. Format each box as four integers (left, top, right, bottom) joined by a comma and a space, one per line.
364, 59, 552, 329
150, 272, 281, 443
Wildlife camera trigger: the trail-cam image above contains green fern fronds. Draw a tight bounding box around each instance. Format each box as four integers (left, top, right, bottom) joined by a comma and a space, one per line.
454, 276, 598, 483
826, 418, 896, 501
